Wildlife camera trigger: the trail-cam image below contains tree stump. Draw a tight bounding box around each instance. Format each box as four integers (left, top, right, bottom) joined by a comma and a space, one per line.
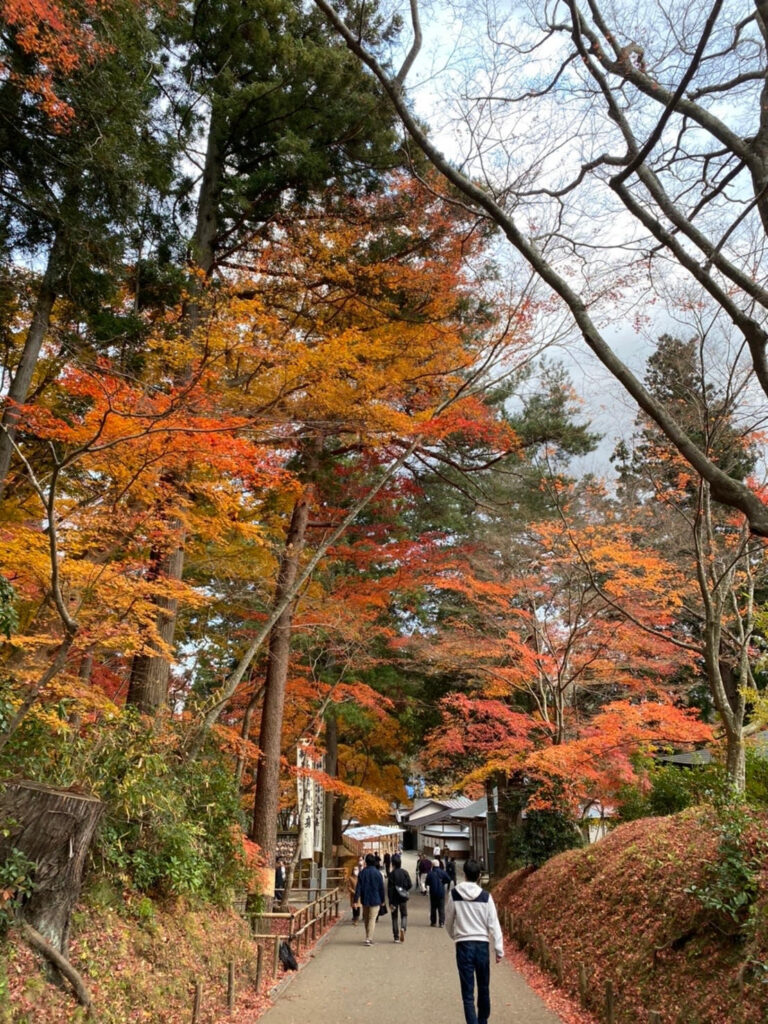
0, 780, 103, 957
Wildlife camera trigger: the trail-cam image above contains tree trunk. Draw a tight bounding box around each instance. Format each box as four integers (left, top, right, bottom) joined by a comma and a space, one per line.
126, 519, 186, 713
0, 239, 60, 501
324, 710, 337, 865
0, 782, 103, 956
725, 730, 747, 793
125, 109, 224, 711
249, 496, 310, 862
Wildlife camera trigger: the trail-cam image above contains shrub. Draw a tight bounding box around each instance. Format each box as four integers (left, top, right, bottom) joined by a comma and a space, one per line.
685, 795, 767, 937
0, 705, 252, 903
0, 847, 35, 934
617, 761, 727, 821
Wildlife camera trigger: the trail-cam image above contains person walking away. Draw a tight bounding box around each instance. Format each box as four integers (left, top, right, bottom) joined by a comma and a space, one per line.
347, 862, 361, 926
426, 859, 451, 927
387, 853, 412, 943
417, 853, 431, 893
446, 855, 457, 889
445, 858, 504, 1024
354, 853, 386, 946
383, 851, 391, 877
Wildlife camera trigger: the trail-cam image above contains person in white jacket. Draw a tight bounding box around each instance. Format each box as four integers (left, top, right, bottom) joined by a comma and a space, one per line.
445, 859, 504, 1024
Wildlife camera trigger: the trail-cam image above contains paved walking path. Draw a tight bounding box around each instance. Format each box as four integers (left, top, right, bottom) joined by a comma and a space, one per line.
260, 852, 563, 1024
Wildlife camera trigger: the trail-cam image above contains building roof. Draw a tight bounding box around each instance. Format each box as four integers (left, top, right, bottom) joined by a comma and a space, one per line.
344, 824, 404, 841
420, 824, 469, 840
655, 749, 714, 766
449, 797, 487, 821
404, 797, 473, 824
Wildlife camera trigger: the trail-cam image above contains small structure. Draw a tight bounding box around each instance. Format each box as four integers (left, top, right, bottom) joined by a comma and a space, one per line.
343, 824, 403, 859
448, 797, 488, 863
400, 796, 473, 855
655, 749, 714, 767
578, 799, 615, 844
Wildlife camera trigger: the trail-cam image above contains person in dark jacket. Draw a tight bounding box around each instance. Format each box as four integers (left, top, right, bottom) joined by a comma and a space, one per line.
354, 853, 386, 945
383, 851, 391, 877
274, 856, 285, 906
426, 859, 451, 926
446, 856, 457, 889
387, 853, 412, 942
417, 853, 431, 893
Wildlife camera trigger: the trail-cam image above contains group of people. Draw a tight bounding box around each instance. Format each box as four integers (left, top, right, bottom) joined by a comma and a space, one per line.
347, 852, 411, 945
346, 851, 503, 1024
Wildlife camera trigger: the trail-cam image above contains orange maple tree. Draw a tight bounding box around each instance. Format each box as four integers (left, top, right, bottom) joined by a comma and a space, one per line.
405, 488, 711, 807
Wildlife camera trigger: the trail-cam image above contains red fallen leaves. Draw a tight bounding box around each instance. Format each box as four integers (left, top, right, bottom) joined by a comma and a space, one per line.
494, 810, 768, 1024
503, 945, 599, 1024
4, 896, 337, 1024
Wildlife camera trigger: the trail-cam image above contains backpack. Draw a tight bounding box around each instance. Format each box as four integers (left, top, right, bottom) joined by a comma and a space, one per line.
279, 941, 298, 971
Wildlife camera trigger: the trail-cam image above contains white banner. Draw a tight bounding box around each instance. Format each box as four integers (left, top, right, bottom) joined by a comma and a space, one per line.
297, 742, 315, 860
313, 753, 325, 854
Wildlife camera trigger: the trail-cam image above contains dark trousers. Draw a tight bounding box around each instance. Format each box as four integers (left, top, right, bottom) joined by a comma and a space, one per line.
429, 891, 445, 926
456, 941, 491, 1024
391, 902, 407, 937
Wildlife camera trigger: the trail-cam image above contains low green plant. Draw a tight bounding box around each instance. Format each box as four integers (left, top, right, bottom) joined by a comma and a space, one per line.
685, 795, 766, 936
0, 848, 35, 933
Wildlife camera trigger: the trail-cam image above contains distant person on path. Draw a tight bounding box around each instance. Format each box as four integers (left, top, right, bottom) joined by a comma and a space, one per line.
354, 853, 386, 946
387, 853, 412, 943
383, 851, 391, 877
445, 858, 504, 1024
426, 859, 451, 927
274, 856, 285, 905
347, 862, 361, 926
446, 856, 457, 889
417, 853, 431, 893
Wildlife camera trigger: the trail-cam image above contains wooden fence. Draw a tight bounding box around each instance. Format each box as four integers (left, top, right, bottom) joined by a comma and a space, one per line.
501, 908, 677, 1024
190, 885, 342, 1020
249, 886, 342, 984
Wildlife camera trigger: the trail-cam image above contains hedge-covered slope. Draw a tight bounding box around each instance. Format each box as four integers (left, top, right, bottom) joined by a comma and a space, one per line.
495, 808, 768, 1024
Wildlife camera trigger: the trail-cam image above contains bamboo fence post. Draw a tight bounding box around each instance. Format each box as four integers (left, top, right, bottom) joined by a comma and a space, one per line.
648, 1013, 662, 1024
555, 948, 564, 985
256, 946, 264, 991
605, 979, 615, 1024
227, 960, 235, 1012
191, 979, 202, 1023
578, 963, 588, 1002
272, 935, 280, 977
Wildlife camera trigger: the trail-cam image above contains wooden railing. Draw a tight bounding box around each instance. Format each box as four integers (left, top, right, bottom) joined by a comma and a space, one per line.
248, 886, 342, 984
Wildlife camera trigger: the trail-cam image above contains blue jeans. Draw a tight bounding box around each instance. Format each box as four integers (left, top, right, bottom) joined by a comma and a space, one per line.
456, 941, 491, 1024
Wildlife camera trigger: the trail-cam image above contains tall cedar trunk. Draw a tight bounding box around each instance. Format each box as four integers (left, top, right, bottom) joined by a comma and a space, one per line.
0, 238, 60, 501
125, 109, 223, 711
249, 497, 309, 860
126, 518, 185, 712
323, 710, 337, 865
0, 782, 103, 956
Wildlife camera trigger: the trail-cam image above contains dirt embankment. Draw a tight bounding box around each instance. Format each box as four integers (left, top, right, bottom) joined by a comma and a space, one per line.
494, 808, 768, 1024
2, 892, 308, 1024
